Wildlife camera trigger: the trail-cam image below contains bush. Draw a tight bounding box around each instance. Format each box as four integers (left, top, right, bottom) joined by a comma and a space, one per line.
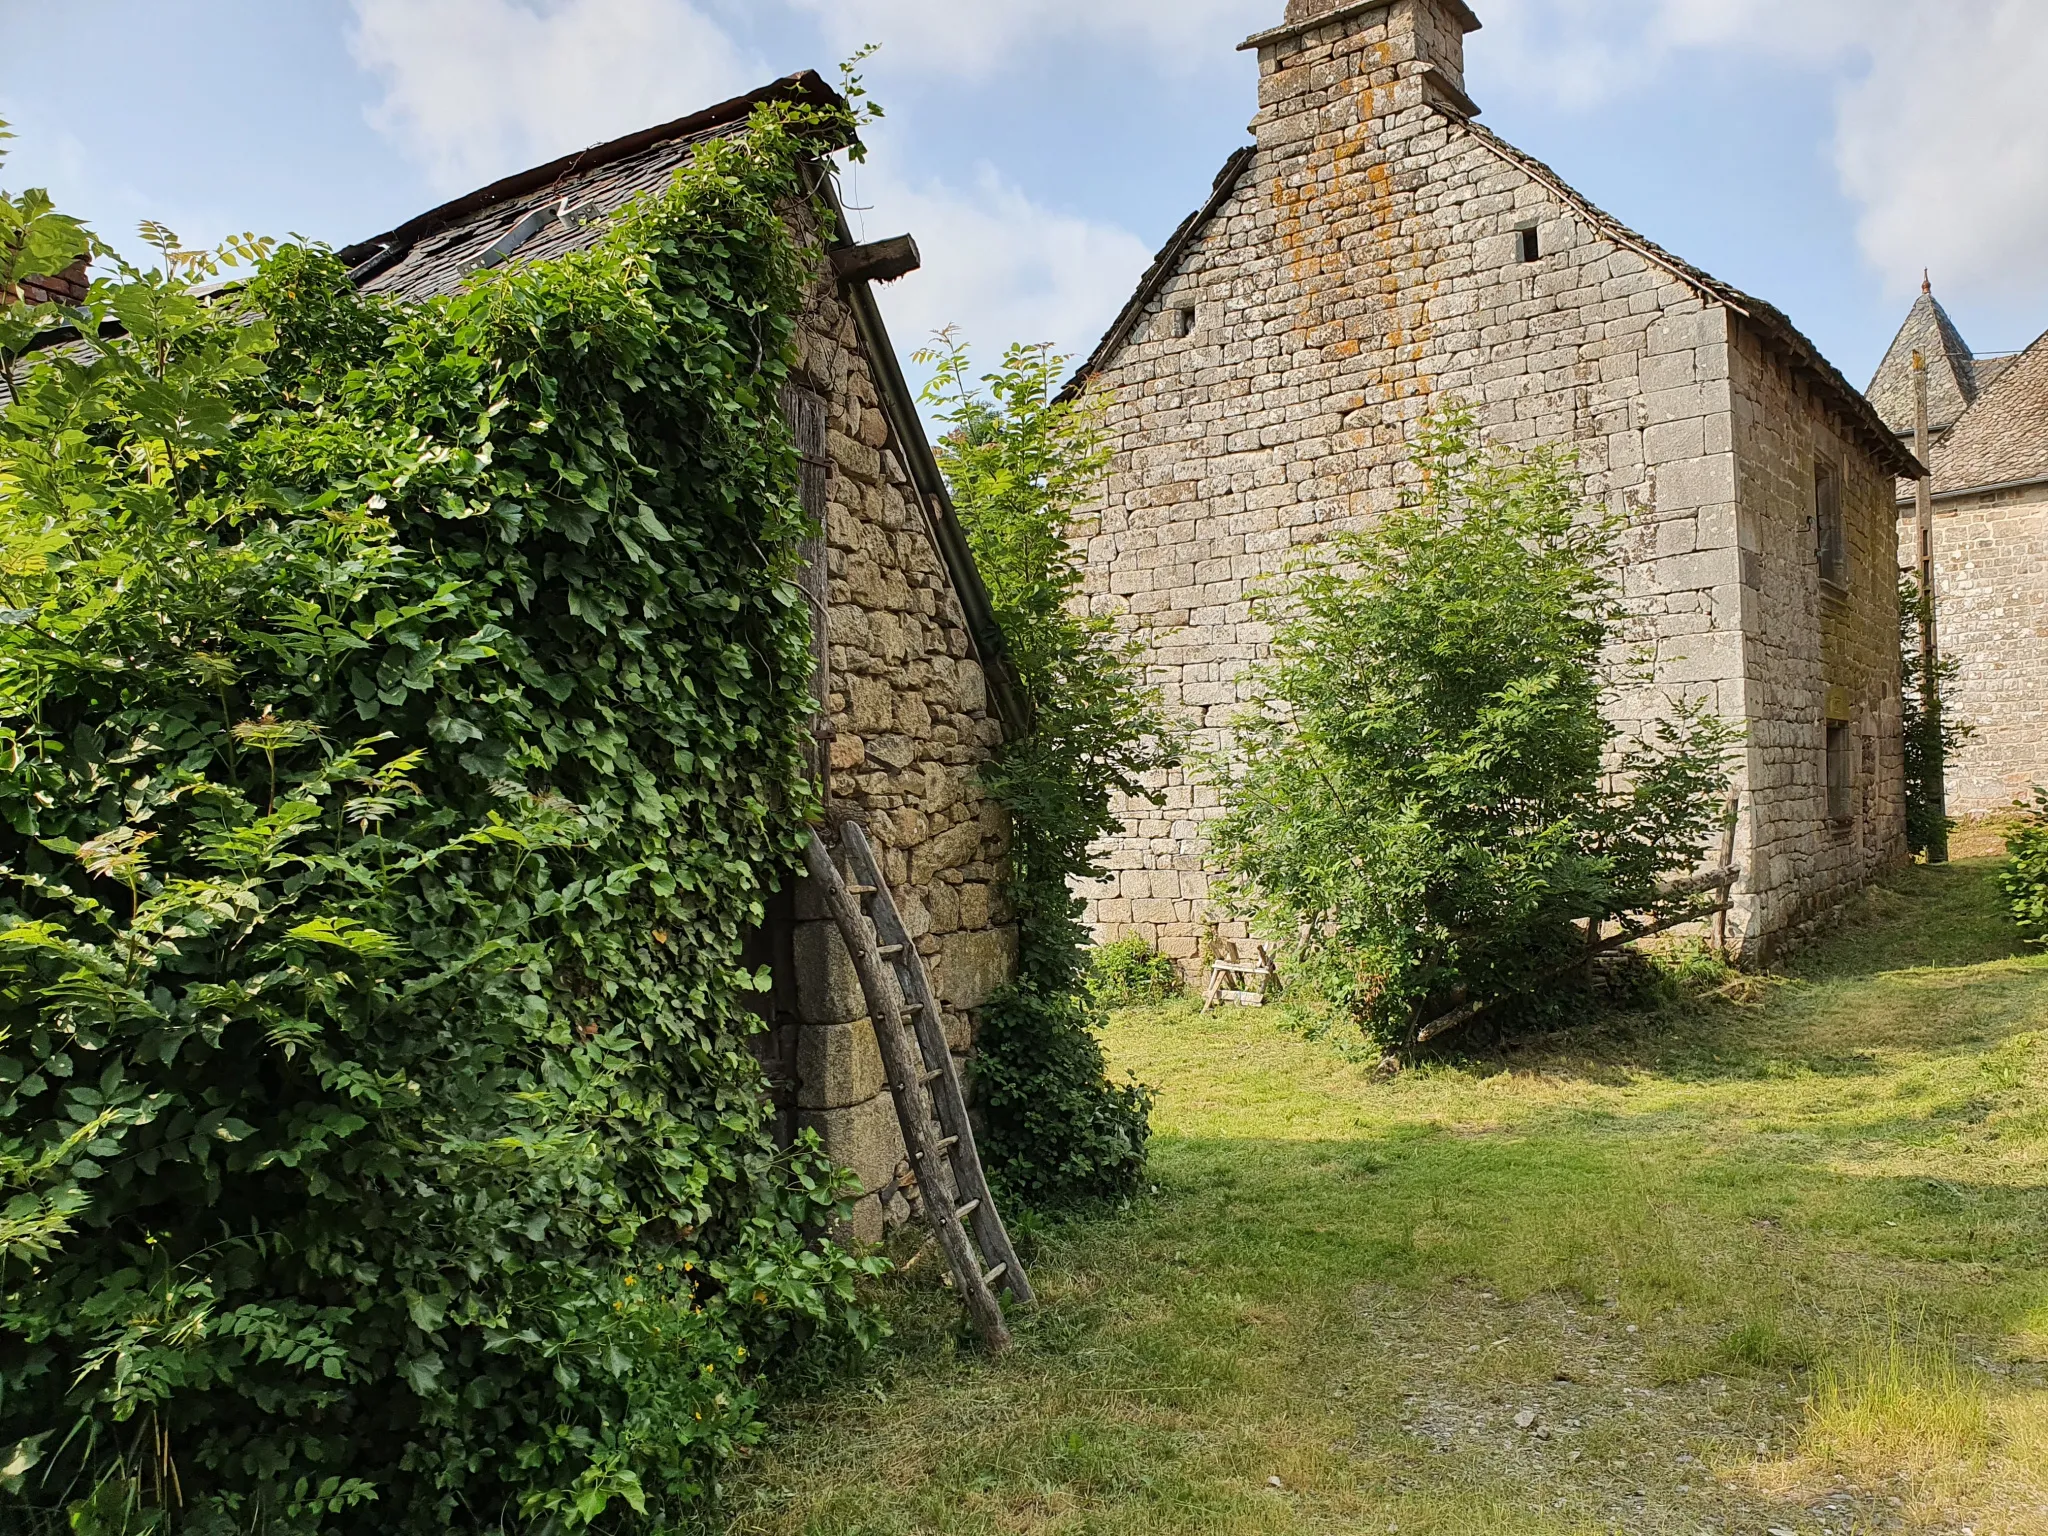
917, 335, 1171, 1211
1207, 409, 1740, 1050
1088, 935, 1181, 1007
0, 105, 883, 1534
2000, 790, 2048, 946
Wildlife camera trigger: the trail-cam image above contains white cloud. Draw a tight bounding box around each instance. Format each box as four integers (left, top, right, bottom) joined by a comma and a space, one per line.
846, 155, 1155, 371
346, 0, 1154, 375
1474, 0, 2048, 303
1833, 0, 2048, 303
785, 0, 1271, 77
348, 0, 762, 191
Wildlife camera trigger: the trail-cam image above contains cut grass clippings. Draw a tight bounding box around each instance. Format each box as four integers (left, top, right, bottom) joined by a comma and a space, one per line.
725, 858, 2048, 1534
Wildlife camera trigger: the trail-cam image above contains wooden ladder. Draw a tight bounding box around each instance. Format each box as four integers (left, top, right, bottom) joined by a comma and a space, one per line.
803, 822, 1033, 1352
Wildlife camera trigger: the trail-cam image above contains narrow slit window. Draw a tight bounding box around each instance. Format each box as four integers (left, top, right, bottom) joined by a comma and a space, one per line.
1176, 306, 1198, 339
1814, 459, 1846, 587
1518, 227, 1541, 264
1826, 720, 1855, 822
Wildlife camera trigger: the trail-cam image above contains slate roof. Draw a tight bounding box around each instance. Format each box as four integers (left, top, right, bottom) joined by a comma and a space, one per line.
1067, 107, 1921, 480
1925, 326, 2048, 497
1866, 283, 1980, 437
336, 73, 842, 298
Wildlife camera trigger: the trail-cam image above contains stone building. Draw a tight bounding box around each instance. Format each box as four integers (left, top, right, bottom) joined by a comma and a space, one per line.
1869, 285, 2048, 816
339, 75, 1020, 1239
1070, 0, 1919, 964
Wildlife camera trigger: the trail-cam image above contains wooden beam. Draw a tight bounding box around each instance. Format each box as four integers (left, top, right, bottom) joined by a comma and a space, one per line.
831, 234, 922, 286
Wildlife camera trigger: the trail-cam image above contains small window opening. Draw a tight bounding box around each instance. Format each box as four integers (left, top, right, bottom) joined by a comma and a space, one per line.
1175, 306, 1198, 339
1825, 720, 1855, 822
1518, 226, 1541, 264
1814, 459, 1846, 587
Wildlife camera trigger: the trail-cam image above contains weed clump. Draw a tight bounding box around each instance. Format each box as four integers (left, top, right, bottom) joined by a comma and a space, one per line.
1090, 935, 1183, 1006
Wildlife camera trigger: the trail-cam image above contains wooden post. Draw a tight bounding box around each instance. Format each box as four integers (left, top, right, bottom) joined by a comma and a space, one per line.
1713, 787, 1740, 958
1912, 348, 1950, 864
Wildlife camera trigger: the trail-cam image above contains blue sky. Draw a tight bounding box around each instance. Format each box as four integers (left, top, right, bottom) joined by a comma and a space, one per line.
6, 0, 2047, 394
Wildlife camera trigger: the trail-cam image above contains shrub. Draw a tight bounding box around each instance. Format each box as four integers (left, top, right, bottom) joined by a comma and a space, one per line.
917, 334, 1170, 1211
1088, 935, 1181, 1007
1207, 409, 1740, 1050
0, 104, 883, 1534
2001, 789, 2048, 946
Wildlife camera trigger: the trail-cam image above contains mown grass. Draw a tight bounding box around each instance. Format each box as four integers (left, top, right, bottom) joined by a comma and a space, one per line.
724, 857, 2048, 1535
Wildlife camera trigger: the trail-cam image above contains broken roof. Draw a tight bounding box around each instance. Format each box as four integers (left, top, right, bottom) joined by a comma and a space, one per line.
1866, 283, 1980, 438
1066, 108, 1922, 482
336, 72, 844, 298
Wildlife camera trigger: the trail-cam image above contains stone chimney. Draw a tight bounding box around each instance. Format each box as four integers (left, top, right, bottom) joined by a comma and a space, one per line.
1242, 0, 1483, 148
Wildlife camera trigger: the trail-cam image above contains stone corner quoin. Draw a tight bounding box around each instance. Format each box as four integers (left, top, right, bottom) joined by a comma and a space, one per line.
1071, 0, 1910, 967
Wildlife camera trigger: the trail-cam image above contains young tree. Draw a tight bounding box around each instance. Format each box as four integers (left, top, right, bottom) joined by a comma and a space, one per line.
1208, 409, 1739, 1049
1900, 574, 1971, 860
917, 333, 1171, 1209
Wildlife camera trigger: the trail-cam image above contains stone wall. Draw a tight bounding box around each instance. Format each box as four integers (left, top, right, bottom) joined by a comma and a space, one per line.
1898, 484, 2048, 815
1729, 328, 1908, 948
755, 270, 1016, 1242
1074, 0, 1905, 964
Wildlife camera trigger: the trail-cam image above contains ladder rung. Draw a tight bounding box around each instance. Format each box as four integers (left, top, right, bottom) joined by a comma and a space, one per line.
847, 884, 877, 896
919, 1068, 942, 1085
954, 1198, 980, 1221
981, 1263, 1007, 1288
877, 943, 905, 958
936, 1134, 959, 1153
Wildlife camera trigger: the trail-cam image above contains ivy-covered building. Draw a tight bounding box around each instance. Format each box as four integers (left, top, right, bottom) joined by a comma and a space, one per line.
339, 75, 1022, 1241
1069, 0, 1921, 963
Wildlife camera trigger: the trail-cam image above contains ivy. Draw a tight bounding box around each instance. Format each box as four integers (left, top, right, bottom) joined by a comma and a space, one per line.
0, 102, 884, 1534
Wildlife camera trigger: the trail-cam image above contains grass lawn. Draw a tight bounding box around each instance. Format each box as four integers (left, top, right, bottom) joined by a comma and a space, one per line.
726, 856, 2048, 1536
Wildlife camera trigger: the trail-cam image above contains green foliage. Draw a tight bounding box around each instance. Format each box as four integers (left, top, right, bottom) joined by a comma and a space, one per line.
918, 334, 1168, 1210
2000, 790, 2048, 947
0, 103, 886, 1534
1901, 574, 1971, 860
1208, 409, 1740, 1049
1087, 936, 1181, 1008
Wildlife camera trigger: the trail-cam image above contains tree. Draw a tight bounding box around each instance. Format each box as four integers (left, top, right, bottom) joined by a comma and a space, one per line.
1900, 574, 1970, 860
1208, 409, 1739, 1049
917, 333, 1171, 1209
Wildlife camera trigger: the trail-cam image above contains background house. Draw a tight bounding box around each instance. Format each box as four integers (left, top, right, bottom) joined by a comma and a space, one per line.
338, 76, 1021, 1240
1869, 285, 2048, 817
1069, 0, 1919, 965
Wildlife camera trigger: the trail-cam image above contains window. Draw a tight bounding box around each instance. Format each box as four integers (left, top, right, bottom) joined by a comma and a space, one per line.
1814, 459, 1846, 587
1826, 720, 1855, 822
1518, 226, 1541, 264
1175, 306, 1198, 339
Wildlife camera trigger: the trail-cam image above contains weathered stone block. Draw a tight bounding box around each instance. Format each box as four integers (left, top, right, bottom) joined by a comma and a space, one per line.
796, 1019, 886, 1111
939, 924, 1019, 1009
799, 1091, 905, 1197
792, 919, 865, 1025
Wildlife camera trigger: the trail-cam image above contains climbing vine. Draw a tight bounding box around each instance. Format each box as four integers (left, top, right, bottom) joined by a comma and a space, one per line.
0, 101, 882, 1534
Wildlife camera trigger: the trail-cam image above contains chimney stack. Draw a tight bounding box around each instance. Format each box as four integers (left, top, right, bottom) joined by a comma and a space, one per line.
1243, 0, 1484, 141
